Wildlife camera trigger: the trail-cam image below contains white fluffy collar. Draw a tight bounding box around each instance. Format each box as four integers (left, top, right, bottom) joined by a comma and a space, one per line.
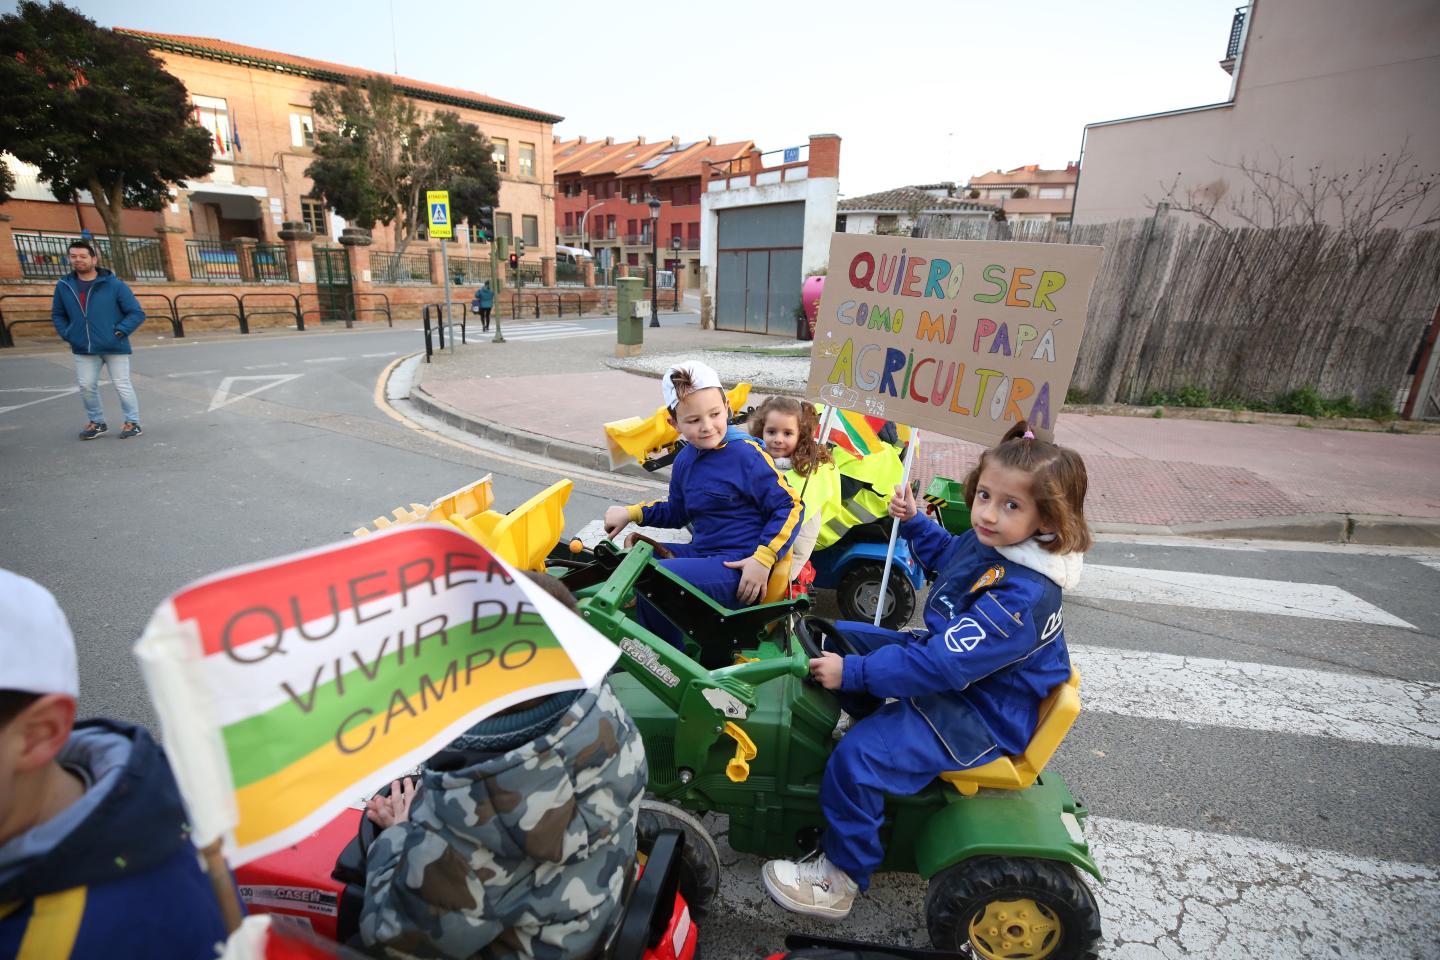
995, 538, 1085, 589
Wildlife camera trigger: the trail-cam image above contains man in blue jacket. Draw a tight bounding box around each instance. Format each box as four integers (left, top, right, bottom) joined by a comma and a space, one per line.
0, 569, 229, 958
50, 240, 146, 440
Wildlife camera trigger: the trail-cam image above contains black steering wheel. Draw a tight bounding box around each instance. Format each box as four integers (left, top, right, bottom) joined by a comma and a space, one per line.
794, 615, 860, 660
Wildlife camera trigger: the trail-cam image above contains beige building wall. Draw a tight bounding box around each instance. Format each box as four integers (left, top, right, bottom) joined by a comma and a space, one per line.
143, 47, 555, 261
1073, 0, 1440, 225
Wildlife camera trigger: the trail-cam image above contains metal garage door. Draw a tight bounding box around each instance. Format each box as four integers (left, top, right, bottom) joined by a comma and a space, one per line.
715, 202, 804, 336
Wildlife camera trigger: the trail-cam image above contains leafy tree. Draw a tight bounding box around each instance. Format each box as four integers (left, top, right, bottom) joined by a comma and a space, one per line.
0, 2, 214, 275
306, 76, 499, 257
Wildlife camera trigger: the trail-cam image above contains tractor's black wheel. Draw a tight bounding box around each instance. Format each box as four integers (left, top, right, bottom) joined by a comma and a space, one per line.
836, 562, 916, 631
636, 799, 722, 916
925, 856, 1101, 960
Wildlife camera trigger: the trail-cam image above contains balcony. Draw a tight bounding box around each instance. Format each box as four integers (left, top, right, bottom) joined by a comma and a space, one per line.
1221, 6, 1248, 75
622, 233, 653, 247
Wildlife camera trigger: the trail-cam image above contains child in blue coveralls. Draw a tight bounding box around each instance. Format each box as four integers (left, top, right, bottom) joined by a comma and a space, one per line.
603, 362, 801, 646
762, 420, 1091, 919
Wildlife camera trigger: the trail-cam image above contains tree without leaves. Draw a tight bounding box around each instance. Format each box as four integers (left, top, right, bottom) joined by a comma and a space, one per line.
306, 76, 499, 258
0, 2, 214, 275
1150, 143, 1439, 264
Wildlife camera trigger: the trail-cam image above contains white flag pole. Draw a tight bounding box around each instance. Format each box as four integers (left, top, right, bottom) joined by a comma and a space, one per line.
873, 429, 920, 627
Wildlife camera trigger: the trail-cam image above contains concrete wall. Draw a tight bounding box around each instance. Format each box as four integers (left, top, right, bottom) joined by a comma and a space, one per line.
1074, 0, 1440, 225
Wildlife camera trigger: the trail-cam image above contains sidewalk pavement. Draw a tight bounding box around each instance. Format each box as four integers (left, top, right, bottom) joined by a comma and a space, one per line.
406, 312, 1440, 547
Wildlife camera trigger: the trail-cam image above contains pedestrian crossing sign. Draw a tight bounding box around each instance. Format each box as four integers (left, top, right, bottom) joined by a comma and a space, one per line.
426, 190, 452, 239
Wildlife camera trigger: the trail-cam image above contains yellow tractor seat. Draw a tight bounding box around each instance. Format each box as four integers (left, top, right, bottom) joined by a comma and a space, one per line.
761, 553, 793, 605
939, 669, 1081, 797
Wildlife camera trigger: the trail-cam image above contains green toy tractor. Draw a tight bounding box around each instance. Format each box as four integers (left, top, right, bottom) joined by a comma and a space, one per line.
553, 535, 1103, 960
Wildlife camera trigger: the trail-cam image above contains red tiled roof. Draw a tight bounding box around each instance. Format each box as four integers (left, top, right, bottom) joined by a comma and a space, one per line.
118, 29, 563, 124
838, 186, 992, 213
556, 139, 669, 177
968, 165, 1077, 186
650, 141, 754, 182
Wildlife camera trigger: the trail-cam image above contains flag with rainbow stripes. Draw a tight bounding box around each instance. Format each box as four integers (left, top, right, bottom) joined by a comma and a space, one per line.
135, 524, 619, 865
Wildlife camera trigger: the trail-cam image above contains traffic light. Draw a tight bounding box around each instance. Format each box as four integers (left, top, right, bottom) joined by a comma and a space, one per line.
508, 252, 518, 270
516, 238, 525, 257
473, 206, 493, 243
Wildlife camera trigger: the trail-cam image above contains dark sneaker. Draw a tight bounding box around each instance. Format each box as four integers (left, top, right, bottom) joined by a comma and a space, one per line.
79, 421, 107, 440
120, 422, 142, 439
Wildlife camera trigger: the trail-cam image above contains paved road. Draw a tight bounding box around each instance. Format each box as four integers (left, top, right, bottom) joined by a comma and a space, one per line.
0, 317, 648, 727
690, 536, 1440, 959
2, 325, 1436, 957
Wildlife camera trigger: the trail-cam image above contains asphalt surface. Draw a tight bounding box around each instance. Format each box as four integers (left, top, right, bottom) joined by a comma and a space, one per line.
1, 321, 1436, 958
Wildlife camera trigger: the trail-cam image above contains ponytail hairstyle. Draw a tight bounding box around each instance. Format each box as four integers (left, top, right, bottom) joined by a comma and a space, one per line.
962, 420, 1093, 554
748, 396, 833, 478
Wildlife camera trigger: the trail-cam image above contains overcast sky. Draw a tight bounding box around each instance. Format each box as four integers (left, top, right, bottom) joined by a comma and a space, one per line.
45, 0, 1240, 196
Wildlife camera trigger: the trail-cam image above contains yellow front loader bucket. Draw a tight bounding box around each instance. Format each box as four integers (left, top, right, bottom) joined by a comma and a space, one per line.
603, 383, 753, 469
353, 474, 572, 572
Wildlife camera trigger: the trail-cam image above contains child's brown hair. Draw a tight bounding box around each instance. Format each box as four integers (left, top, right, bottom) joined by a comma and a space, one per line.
962, 420, 1092, 554
747, 397, 834, 478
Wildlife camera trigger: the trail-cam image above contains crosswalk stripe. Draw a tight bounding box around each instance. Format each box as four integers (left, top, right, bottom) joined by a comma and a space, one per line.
1073, 564, 1414, 629
1072, 643, 1439, 750
502, 330, 610, 342
1088, 815, 1440, 959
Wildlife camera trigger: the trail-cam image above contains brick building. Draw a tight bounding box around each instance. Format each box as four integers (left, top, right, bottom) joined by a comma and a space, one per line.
1, 30, 561, 293
553, 136, 754, 288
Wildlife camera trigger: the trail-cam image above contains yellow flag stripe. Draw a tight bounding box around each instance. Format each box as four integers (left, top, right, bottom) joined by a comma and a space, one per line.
233, 647, 580, 847
18, 887, 86, 960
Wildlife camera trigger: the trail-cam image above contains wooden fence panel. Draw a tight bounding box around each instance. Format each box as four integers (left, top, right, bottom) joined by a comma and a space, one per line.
912, 215, 1440, 410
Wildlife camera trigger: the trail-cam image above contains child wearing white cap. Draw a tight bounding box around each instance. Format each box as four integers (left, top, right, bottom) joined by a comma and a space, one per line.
0, 569, 228, 958
603, 361, 802, 646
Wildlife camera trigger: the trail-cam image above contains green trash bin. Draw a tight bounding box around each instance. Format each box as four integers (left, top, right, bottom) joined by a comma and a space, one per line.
924, 476, 972, 534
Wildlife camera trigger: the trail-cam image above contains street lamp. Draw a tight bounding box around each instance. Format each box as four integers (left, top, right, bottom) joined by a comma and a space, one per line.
648, 196, 661, 327
670, 235, 681, 309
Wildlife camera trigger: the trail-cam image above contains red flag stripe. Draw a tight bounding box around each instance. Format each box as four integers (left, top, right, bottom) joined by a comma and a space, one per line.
173, 529, 507, 657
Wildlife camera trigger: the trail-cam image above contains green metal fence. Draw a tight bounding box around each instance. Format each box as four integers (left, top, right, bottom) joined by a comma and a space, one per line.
511, 261, 543, 286
371, 251, 433, 285
185, 240, 290, 283
14, 232, 166, 282
555, 260, 585, 285
448, 257, 493, 285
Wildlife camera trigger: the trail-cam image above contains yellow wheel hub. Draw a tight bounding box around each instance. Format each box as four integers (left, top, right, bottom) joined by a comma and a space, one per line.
967, 898, 1062, 960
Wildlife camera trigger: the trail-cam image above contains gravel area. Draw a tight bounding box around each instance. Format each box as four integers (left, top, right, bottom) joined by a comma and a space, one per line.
607, 344, 813, 393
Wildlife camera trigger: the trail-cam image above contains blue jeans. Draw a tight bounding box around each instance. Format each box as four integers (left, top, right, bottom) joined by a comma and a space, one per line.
75, 354, 139, 424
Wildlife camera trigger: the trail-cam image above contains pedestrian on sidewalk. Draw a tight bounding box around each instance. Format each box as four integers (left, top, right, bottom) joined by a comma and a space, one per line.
472, 281, 494, 333
50, 240, 146, 440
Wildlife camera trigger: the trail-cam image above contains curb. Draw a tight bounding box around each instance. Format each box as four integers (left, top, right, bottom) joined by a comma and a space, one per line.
406, 377, 1440, 549
601, 360, 1440, 435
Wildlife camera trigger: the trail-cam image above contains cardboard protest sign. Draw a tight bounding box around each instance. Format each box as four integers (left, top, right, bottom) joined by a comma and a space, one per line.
807, 234, 1103, 445
135, 524, 619, 865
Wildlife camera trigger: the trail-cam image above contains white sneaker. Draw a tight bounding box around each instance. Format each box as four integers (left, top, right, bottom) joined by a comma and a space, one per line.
761, 851, 858, 919
832, 710, 854, 741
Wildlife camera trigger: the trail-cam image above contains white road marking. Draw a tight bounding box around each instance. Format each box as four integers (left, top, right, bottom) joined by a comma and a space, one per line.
1072, 643, 1440, 750
165, 369, 222, 378
503, 330, 611, 342
714, 814, 1440, 959
0, 387, 77, 414
243, 362, 291, 370
208, 374, 302, 412
302, 356, 346, 363
1088, 815, 1440, 959
1073, 564, 1414, 629
360, 352, 401, 358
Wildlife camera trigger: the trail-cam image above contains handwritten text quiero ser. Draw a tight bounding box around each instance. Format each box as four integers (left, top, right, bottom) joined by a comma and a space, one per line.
806, 234, 1103, 445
